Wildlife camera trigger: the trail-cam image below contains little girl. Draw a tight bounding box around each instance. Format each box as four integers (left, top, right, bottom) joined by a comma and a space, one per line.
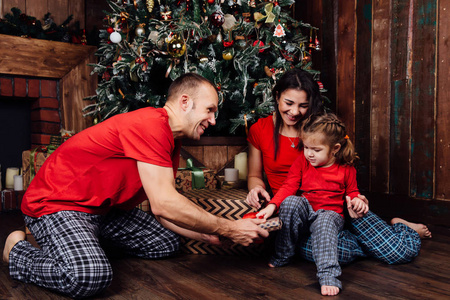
256, 113, 368, 296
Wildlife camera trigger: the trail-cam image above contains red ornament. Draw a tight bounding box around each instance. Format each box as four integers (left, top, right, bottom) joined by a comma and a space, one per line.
102, 72, 111, 81
223, 40, 234, 47
317, 81, 324, 90
210, 11, 225, 27
107, 27, 114, 34
207, 0, 215, 3
252, 40, 265, 53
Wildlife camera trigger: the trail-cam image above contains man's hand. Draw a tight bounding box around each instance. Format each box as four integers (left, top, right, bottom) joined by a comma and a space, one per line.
224, 218, 269, 246
346, 194, 369, 219
245, 186, 271, 209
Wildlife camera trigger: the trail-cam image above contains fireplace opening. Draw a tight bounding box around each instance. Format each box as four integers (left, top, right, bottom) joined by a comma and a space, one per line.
0, 96, 32, 188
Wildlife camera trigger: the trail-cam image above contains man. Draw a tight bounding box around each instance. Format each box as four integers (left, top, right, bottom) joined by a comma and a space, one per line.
3, 73, 268, 298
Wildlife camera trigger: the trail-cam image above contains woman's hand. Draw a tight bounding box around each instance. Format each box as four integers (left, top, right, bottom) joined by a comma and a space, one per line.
256, 204, 277, 219
245, 186, 271, 209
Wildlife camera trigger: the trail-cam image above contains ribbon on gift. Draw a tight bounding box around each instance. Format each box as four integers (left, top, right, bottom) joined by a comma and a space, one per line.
254, 3, 275, 24
178, 158, 205, 189
29, 145, 57, 183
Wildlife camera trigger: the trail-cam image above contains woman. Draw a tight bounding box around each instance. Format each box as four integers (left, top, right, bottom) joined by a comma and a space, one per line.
246, 68, 430, 265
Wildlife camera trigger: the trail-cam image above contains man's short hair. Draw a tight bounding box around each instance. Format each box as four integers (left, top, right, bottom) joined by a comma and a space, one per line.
166, 73, 216, 102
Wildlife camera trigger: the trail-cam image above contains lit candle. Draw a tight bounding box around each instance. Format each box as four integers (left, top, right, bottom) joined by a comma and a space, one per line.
234, 152, 248, 180
224, 168, 239, 182
5, 167, 19, 189
14, 175, 23, 191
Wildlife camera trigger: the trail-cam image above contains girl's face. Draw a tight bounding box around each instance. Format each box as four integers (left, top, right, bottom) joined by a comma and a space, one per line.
302, 133, 339, 168
277, 89, 309, 127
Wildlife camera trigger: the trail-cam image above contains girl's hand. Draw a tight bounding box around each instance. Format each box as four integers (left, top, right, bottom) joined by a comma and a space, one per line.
246, 186, 271, 209
346, 196, 369, 218
256, 204, 277, 219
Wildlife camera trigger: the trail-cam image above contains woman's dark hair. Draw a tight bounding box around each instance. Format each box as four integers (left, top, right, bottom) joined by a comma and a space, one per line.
272, 68, 325, 158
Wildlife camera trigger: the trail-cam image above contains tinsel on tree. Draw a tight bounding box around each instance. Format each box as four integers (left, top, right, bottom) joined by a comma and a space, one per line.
84, 0, 326, 136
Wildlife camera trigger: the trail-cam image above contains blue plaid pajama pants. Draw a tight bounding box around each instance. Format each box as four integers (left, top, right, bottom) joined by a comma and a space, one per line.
274, 195, 421, 266
297, 204, 421, 265
8, 208, 180, 298
270, 196, 344, 288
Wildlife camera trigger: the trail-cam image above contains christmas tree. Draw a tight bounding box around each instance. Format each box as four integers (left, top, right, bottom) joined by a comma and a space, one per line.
84, 0, 325, 136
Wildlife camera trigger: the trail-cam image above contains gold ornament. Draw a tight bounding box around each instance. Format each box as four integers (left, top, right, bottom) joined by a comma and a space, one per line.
167, 35, 186, 57
146, 0, 155, 12
222, 48, 234, 60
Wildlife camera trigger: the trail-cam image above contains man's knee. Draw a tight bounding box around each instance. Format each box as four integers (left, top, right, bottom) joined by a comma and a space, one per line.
64, 261, 113, 298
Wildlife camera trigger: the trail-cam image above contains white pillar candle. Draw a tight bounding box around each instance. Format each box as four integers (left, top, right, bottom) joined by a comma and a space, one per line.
5, 167, 20, 189
234, 152, 248, 180
14, 174, 23, 191
224, 168, 239, 182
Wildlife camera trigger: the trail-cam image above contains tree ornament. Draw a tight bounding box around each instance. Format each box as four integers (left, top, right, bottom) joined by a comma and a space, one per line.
102, 71, 111, 81
135, 24, 146, 36
273, 24, 285, 37
317, 81, 324, 90
234, 36, 247, 50
167, 35, 186, 57
107, 27, 114, 34
161, 6, 172, 21
252, 40, 265, 53
110, 31, 122, 43
222, 14, 236, 32
308, 28, 315, 49
314, 30, 321, 51
222, 48, 234, 60
210, 11, 225, 27
146, 0, 155, 12
207, 0, 215, 3
249, 0, 256, 8
198, 55, 209, 63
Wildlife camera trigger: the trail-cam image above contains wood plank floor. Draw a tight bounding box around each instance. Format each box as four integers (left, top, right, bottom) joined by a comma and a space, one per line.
1, 210, 449, 299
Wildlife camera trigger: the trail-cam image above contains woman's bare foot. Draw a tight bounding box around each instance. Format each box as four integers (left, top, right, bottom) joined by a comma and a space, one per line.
268, 263, 275, 268
321, 285, 340, 296
391, 217, 432, 239
2, 231, 26, 264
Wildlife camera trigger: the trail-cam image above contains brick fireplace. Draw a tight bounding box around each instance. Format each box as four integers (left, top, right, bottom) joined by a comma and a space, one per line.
0, 76, 61, 147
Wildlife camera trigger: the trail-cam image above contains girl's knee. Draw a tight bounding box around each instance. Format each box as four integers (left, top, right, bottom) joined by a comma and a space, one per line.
279, 196, 308, 212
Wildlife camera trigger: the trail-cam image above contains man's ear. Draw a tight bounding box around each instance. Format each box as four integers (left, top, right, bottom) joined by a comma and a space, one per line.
180, 94, 192, 111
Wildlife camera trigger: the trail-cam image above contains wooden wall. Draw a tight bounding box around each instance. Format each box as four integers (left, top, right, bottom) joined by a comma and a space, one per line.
299, 0, 450, 225
0, 0, 85, 28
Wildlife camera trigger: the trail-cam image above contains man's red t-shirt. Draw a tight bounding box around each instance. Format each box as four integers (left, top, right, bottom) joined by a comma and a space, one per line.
22, 107, 180, 218
270, 154, 360, 217
247, 115, 302, 195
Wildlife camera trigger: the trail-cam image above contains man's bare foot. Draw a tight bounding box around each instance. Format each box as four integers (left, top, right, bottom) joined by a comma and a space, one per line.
391, 217, 432, 239
321, 285, 340, 296
3, 231, 26, 264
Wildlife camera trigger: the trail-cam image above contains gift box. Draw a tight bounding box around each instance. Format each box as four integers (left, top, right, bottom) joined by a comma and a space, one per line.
180, 189, 273, 256
175, 169, 217, 192
22, 149, 53, 190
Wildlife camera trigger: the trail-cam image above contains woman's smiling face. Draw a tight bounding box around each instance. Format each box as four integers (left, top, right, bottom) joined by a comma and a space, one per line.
277, 88, 309, 127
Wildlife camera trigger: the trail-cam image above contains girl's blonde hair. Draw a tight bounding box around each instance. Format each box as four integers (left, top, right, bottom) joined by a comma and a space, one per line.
301, 113, 358, 165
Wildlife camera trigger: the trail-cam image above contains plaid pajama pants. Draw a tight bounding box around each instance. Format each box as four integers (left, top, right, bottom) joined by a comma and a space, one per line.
298, 207, 421, 265
270, 196, 344, 288
9, 208, 180, 298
